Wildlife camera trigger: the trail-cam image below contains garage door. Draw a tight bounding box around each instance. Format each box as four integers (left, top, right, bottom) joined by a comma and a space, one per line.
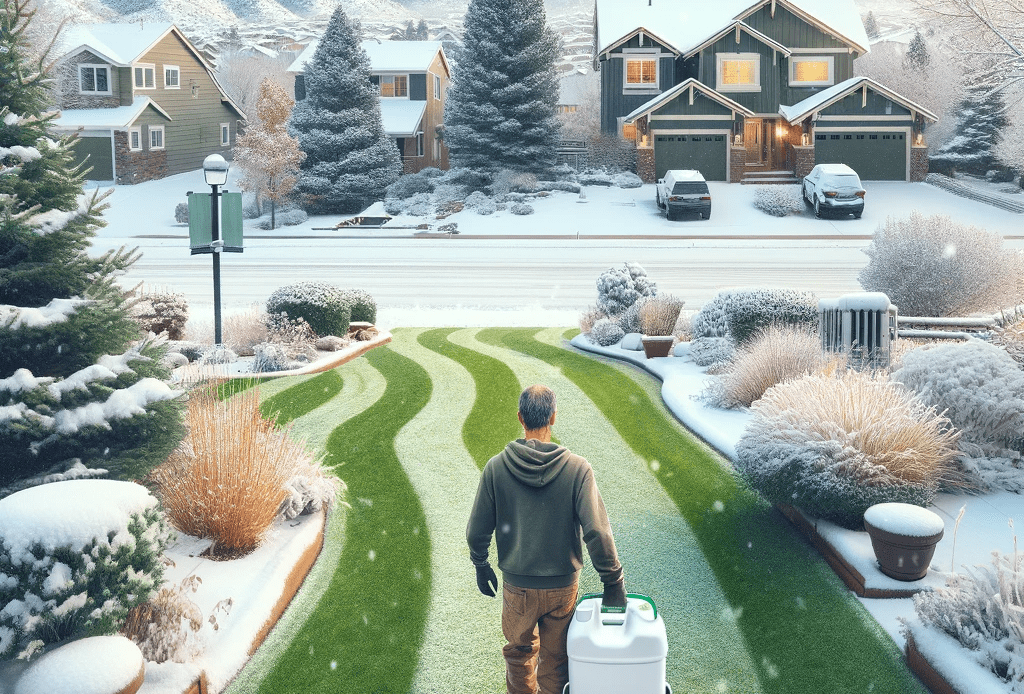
814, 132, 906, 181
654, 134, 727, 181
70, 135, 113, 181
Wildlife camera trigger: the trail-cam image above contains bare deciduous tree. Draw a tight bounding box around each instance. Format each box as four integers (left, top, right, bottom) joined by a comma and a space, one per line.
215, 50, 294, 119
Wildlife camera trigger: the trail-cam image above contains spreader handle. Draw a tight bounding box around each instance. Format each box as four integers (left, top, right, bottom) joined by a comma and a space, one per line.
574, 592, 657, 619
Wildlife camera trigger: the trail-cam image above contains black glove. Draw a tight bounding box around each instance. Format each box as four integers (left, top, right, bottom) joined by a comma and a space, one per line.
602, 580, 626, 608
475, 564, 498, 597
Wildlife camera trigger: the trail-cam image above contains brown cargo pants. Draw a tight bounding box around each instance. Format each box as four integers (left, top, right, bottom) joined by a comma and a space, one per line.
501, 581, 579, 694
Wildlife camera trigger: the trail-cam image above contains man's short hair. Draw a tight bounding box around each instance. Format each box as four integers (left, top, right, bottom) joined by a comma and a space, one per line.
519, 385, 556, 430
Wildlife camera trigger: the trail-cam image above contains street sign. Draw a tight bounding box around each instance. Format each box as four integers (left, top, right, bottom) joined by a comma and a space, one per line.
188, 192, 244, 255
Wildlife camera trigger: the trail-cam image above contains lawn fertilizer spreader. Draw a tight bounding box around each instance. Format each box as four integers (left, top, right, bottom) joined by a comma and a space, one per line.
563, 593, 671, 694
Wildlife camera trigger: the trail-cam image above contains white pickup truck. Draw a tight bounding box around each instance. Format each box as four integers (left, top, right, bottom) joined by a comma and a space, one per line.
655, 170, 712, 221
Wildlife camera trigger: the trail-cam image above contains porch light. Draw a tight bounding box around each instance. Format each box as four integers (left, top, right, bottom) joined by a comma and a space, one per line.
915, 133, 924, 146
734, 133, 742, 145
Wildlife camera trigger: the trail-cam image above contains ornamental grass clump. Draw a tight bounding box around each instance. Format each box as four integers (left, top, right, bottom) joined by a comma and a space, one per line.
151, 390, 309, 556
639, 294, 684, 336
735, 369, 962, 528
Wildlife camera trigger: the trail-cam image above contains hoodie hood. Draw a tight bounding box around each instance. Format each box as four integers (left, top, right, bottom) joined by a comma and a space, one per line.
501, 439, 572, 488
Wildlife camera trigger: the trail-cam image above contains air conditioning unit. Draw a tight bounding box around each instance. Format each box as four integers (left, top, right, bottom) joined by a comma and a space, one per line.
819, 292, 897, 368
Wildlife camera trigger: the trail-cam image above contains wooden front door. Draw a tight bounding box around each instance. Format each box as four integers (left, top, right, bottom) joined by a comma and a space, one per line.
744, 119, 762, 165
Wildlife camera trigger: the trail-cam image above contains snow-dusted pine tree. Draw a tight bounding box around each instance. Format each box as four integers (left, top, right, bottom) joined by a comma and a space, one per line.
863, 11, 880, 39
444, 0, 561, 173
929, 66, 1009, 175
233, 78, 305, 229
0, 0, 184, 496
905, 29, 931, 70
289, 6, 402, 215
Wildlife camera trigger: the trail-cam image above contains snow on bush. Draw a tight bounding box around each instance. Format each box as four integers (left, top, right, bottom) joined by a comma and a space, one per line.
490, 170, 538, 196
735, 370, 961, 528
689, 337, 736, 368
266, 281, 351, 338
537, 180, 581, 193
578, 170, 614, 186
596, 262, 657, 316
702, 325, 838, 409
0, 297, 89, 331
690, 293, 732, 339
339, 288, 377, 324
994, 316, 1024, 366
129, 290, 189, 341
910, 548, 1024, 688
385, 168, 441, 200
511, 202, 534, 215
464, 191, 497, 215
725, 288, 818, 345
859, 212, 1024, 317
255, 207, 308, 229
0, 480, 172, 658
615, 295, 649, 334
589, 318, 625, 346
753, 185, 803, 217
174, 202, 188, 224
893, 341, 1024, 478
578, 305, 606, 335
278, 457, 344, 521
612, 171, 643, 188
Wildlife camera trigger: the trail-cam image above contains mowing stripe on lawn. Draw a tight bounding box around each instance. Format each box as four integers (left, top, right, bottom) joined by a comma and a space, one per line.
254, 342, 432, 694
452, 328, 761, 693
416, 328, 520, 469
260, 369, 344, 425
388, 329, 506, 694
483, 328, 926, 694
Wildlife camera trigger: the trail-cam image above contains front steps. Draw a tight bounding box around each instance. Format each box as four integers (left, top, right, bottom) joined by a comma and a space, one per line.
741, 169, 801, 185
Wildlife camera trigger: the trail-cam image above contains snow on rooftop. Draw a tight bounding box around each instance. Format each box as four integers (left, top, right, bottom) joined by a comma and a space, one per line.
58, 22, 174, 66
379, 100, 426, 137
51, 97, 164, 130
288, 39, 442, 74
778, 76, 863, 122
595, 0, 869, 57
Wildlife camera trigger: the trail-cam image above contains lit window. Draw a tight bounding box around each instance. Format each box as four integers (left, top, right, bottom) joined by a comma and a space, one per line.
717, 53, 760, 92
789, 56, 834, 87
622, 121, 637, 141
380, 75, 408, 98
129, 127, 142, 151
164, 66, 180, 88
220, 123, 230, 146
626, 59, 656, 85
134, 64, 155, 89
149, 126, 164, 150
79, 65, 111, 94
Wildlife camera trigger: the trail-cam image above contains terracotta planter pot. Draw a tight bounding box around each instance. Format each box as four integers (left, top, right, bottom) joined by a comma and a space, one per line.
863, 503, 944, 581
641, 336, 674, 358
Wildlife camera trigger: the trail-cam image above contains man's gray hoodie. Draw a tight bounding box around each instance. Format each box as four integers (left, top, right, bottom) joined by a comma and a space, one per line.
466, 438, 623, 589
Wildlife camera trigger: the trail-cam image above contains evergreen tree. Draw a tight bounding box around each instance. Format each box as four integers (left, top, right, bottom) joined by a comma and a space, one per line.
234, 78, 305, 229
444, 0, 561, 173
416, 19, 429, 40
402, 20, 416, 40
930, 67, 1009, 175
290, 6, 402, 215
864, 11, 880, 39
0, 0, 184, 495
905, 29, 930, 71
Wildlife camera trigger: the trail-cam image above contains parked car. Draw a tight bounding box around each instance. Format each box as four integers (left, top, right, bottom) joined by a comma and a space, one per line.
802, 164, 866, 219
656, 170, 712, 220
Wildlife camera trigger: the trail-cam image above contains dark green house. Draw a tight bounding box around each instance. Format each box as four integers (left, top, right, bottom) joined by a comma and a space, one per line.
595, 0, 938, 182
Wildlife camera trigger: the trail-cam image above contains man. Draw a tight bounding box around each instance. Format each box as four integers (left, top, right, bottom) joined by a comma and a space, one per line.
467, 384, 626, 694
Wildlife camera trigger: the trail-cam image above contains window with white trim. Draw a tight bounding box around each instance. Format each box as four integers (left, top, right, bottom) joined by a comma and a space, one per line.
622, 51, 659, 92
788, 56, 833, 87
79, 64, 111, 94
416, 133, 424, 157
164, 65, 180, 89
149, 126, 164, 150
380, 75, 408, 98
220, 123, 230, 146
717, 53, 760, 92
134, 64, 156, 89
434, 74, 441, 100
129, 127, 142, 151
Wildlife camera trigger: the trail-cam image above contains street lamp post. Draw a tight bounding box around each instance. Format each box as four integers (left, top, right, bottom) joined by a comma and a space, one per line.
203, 154, 230, 346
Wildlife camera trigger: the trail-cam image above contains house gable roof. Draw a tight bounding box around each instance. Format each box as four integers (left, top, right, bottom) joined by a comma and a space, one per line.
287, 40, 449, 76
596, 0, 869, 58
50, 96, 172, 130
380, 100, 427, 137
779, 76, 939, 123
683, 20, 792, 59
623, 78, 756, 123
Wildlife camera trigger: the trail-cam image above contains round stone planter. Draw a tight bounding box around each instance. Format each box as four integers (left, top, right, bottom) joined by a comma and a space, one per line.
641, 336, 674, 358
863, 503, 945, 581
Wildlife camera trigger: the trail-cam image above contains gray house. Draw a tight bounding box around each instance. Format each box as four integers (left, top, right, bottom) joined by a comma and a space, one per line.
595, 0, 938, 182
52, 23, 245, 184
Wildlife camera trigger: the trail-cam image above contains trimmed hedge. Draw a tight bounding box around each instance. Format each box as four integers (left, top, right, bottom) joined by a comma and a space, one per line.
266, 281, 350, 338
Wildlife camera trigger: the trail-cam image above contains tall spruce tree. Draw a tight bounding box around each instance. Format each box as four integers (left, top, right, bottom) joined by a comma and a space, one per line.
930, 66, 1009, 175
289, 6, 402, 215
444, 0, 561, 173
864, 11, 880, 39
0, 0, 184, 495
905, 29, 931, 71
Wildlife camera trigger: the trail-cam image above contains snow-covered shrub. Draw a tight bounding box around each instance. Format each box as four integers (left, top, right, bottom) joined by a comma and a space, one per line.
724, 288, 818, 345
612, 171, 643, 188
910, 549, 1024, 687
690, 293, 733, 339
129, 290, 189, 341
278, 456, 344, 520
704, 326, 838, 409
753, 185, 802, 217
151, 390, 295, 556
433, 182, 466, 204
198, 346, 238, 365
437, 167, 491, 192
690, 337, 736, 368
405, 192, 434, 217
491, 170, 538, 196
249, 343, 293, 373
993, 316, 1024, 366
735, 370, 962, 528
174, 202, 188, 224
894, 341, 1024, 451
859, 212, 1024, 316
589, 318, 625, 346
123, 574, 204, 663
578, 170, 614, 186
616, 295, 649, 334
537, 180, 581, 193
596, 262, 657, 316
511, 202, 534, 215
266, 281, 351, 338
385, 169, 438, 200
0, 480, 172, 658
640, 294, 684, 336
578, 305, 606, 335
383, 197, 406, 216
464, 191, 497, 215
339, 288, 377, 324
256, 208, 308, 229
